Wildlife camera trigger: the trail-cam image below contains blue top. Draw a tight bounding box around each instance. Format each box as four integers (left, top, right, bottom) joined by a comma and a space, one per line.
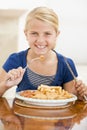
2, 49, 78, 92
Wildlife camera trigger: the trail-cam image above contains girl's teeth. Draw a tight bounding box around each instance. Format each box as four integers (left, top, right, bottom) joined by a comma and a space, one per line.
37, 45, 45, 49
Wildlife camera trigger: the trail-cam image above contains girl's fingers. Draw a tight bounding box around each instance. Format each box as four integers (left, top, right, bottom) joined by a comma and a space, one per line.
75, 80, 82, 87
7, 67, 24, 80
75, 80, 87, 98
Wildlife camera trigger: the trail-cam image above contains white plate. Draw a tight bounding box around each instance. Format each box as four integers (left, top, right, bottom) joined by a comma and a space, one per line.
15, 91, 77, 106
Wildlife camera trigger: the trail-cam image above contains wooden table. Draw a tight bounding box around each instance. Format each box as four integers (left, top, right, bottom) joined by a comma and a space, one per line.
0, 97, 87, 130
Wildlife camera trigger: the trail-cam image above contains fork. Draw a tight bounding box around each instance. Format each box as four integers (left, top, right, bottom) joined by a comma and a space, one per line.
7, 55, 45, 81
24, 55, 45, 69
64, 57, 87, 101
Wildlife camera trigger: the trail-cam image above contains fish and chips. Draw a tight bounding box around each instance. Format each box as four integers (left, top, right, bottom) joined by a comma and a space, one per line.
20, 84, 73, 100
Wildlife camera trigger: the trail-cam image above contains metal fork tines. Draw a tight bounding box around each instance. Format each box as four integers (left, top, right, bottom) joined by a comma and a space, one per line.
24, 57, 42, 69
24, 56, 45, 70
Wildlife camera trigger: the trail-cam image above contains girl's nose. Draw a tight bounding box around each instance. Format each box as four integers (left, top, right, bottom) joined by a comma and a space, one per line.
37, 35, 44, 43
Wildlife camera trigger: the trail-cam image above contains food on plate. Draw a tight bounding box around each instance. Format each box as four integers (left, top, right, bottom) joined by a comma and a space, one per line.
20, 84, 73, 100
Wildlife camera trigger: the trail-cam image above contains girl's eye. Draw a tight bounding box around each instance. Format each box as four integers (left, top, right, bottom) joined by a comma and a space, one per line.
30, 32, 38, 35
45, 32, 52, 35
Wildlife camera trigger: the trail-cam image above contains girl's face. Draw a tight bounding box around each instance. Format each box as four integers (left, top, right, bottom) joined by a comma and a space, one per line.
25, 19, 59, 56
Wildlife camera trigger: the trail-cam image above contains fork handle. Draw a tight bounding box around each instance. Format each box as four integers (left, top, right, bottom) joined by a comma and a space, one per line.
64, 56, 87, 101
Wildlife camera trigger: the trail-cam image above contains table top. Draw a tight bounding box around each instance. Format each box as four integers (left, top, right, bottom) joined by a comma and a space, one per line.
0, 97, 87, 130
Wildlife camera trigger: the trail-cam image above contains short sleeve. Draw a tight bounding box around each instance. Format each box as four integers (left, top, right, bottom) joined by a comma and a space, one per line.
2, 53, 20, 72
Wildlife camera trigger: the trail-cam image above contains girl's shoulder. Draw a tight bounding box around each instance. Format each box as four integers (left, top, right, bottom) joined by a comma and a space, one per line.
3, 49, 29, 72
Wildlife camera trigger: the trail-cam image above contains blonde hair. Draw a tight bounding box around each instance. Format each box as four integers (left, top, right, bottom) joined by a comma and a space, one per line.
24, 7, 59, 33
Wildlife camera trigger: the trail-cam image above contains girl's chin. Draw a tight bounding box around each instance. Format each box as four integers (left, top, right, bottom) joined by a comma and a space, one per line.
35, 50, 47, 55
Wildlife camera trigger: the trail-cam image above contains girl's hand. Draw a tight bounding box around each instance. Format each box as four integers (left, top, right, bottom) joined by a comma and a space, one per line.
75, 79, 87, 100
5, 67, 25, 88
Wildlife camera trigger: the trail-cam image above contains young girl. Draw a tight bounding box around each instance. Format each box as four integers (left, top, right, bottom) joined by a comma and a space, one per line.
0, 7, 87, 100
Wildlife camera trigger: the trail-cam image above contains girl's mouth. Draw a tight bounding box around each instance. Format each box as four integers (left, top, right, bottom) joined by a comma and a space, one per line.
36, 45, 46, 49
